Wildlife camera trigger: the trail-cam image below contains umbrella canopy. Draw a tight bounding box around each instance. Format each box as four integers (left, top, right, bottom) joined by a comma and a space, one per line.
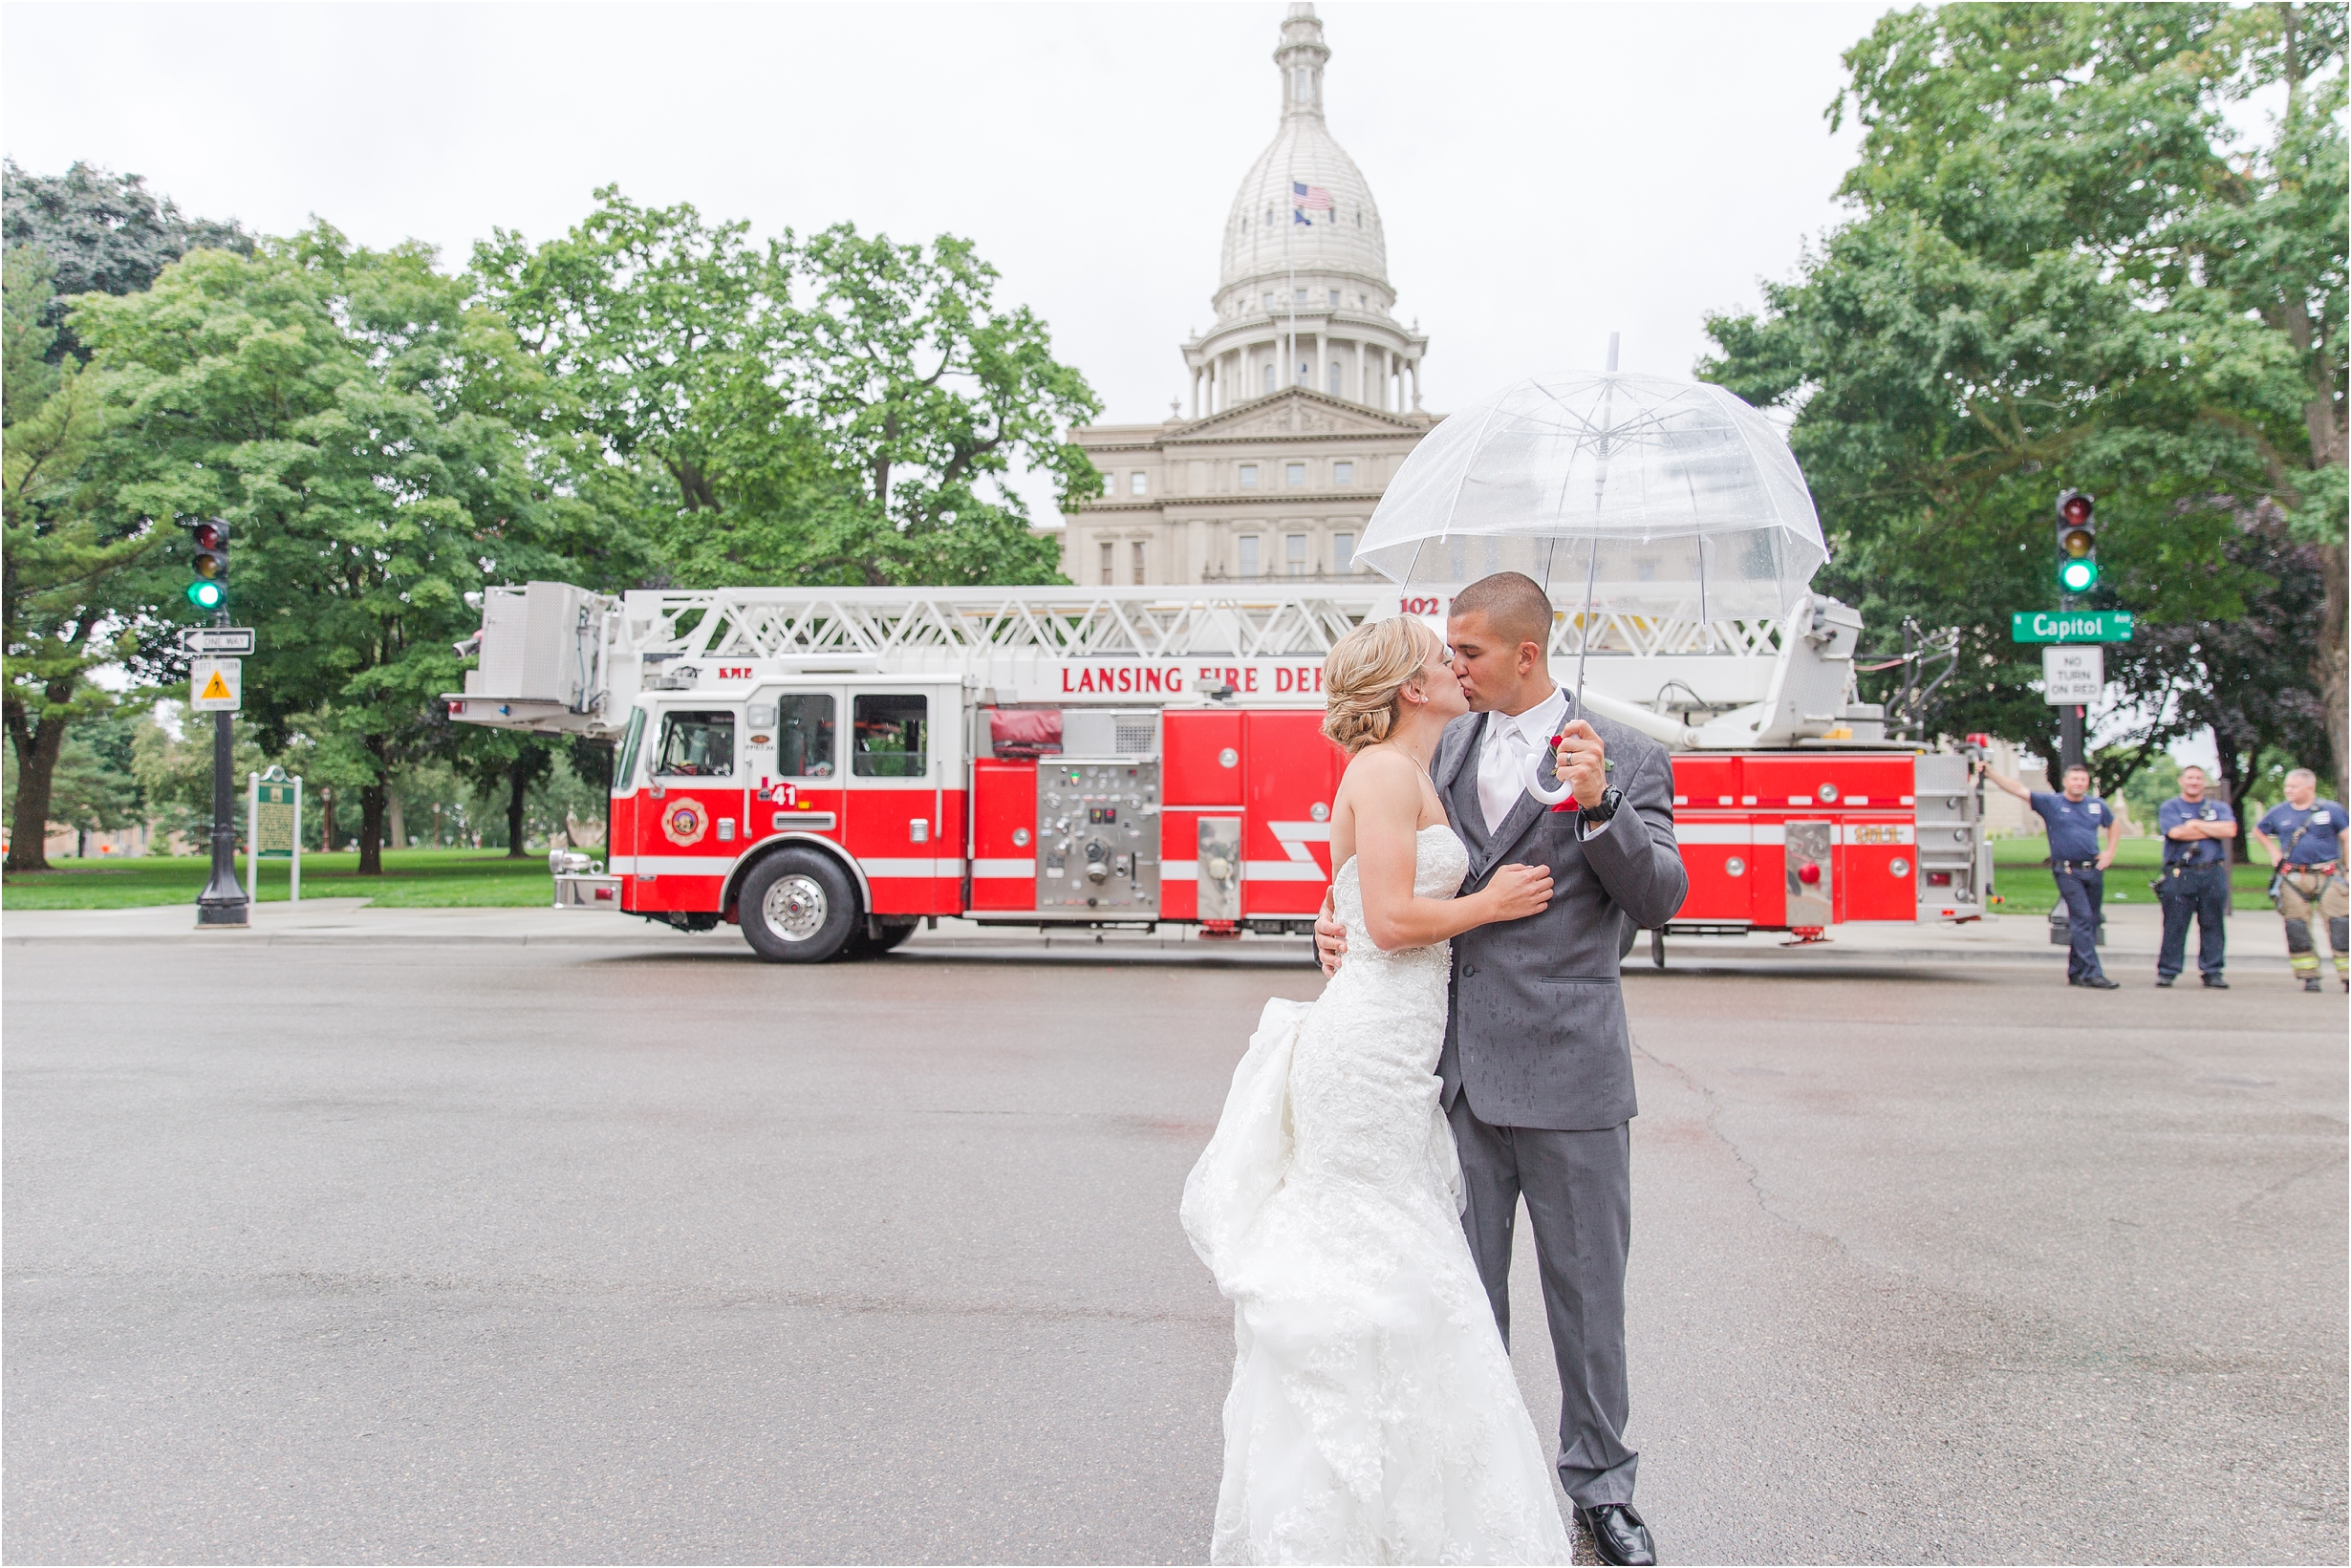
1358, 372, 1828, 618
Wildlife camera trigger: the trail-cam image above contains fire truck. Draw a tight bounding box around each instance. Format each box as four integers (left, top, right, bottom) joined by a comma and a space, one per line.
444, 581, 1989, 964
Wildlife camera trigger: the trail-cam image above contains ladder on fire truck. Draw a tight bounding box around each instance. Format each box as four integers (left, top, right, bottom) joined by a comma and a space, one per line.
453, 582, 1875, 751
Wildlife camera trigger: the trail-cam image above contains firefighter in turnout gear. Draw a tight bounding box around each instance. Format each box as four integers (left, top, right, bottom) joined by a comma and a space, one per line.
2253, 769, 2349, 994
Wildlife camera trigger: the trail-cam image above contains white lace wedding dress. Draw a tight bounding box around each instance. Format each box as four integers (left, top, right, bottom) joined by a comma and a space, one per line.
1181, 824, 1574, 1565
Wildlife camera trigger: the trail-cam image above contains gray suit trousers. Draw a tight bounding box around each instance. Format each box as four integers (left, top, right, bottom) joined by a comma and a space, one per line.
1449, 1095, 1637, 1508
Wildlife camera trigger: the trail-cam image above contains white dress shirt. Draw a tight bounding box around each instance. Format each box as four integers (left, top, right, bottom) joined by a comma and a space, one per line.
1475, 685, 1569, 836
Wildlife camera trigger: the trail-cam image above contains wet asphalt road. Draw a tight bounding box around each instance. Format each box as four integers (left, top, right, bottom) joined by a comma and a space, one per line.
5, 936, 2344, 1564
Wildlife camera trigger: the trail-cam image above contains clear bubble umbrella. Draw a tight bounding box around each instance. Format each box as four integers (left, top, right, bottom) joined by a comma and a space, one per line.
1357, 352, 1830, 797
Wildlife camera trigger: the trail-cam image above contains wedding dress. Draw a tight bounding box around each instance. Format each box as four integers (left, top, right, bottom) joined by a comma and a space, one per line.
1181, 824, 1574, 1566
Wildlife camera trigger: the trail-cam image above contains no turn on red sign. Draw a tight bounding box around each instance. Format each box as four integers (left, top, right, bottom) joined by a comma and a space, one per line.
2040, 645, 2103, 706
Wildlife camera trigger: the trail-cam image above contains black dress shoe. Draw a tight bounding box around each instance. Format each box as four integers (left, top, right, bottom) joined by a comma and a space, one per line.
1577, 1503, 1656, 1567
2071, 975, 2120, 989
2202, 974, 2229, 989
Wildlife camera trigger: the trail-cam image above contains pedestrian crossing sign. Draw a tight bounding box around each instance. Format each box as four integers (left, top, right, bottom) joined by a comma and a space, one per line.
189, 656, 242, 711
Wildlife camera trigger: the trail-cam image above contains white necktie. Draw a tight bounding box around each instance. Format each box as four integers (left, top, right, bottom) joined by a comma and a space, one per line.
1480, 721, 1525, 836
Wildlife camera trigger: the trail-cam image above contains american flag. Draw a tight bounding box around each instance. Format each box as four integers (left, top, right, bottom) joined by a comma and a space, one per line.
1293, 182, 1333, 211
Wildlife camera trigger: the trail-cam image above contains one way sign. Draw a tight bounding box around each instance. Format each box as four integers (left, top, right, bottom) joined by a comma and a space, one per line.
189, 657, 243, 712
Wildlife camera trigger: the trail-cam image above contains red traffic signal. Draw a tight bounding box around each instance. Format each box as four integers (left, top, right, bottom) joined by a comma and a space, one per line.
2059, 493, 2092, 528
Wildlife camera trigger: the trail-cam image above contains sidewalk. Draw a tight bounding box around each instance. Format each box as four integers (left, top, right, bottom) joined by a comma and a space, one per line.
1, 895, 2299, 971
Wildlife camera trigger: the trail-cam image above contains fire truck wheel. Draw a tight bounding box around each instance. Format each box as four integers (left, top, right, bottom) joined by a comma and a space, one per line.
739, 851, 858, 963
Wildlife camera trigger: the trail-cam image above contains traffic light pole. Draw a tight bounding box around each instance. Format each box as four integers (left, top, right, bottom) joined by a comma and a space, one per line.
2057, 588, 2086, 776
195, 611, 249, 928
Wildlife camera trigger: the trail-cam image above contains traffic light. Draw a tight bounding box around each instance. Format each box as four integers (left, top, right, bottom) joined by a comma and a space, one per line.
186, 519, 228, 611
2054, 490, 2097, 594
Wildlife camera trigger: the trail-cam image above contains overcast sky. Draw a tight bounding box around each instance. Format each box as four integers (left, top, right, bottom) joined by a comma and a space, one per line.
4, 2, 1885, 443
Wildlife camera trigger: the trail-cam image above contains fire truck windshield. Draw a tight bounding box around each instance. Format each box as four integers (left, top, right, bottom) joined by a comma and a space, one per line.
655, 711, 736, 778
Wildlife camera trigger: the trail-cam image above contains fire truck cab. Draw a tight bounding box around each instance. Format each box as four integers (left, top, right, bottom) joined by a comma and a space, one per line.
447, 582, 1991, 964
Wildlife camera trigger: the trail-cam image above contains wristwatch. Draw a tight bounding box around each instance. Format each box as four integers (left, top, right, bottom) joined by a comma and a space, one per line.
1579, 786, 1624, 829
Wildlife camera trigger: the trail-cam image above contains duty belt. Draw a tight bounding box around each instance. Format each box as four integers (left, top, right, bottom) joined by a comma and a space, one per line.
2282, 861, 2342, 877
2052, 859, 2101, 871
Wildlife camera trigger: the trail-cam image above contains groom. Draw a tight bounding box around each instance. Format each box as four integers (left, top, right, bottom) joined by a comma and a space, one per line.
1319, 571, 1687, 1567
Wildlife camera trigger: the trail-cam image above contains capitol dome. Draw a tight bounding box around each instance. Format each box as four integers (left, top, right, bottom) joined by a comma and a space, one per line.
1216, 4, 1391, 313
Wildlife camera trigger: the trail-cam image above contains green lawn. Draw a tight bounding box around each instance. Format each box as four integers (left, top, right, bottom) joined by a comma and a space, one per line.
1989, 834, 2276, 916
1, 848, 561, 910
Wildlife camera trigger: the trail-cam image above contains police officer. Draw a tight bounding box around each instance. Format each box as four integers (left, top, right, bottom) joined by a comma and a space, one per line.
2253, 767, 2348, 993
2156, 764, 2236, 988
1980, 760, 2121, 989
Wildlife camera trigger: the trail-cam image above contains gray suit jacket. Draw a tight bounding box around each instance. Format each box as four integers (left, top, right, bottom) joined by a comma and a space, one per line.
1438, 702, 1688, 1131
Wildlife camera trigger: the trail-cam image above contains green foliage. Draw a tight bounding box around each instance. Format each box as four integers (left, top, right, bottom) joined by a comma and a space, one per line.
2, 160, 252, 360
1703, 2, 2347, 792
475, 189, 1101, 589
69, 227, 578, 870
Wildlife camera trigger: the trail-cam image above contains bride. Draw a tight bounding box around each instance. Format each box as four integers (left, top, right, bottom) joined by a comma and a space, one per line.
1181, 615, 1574, 1565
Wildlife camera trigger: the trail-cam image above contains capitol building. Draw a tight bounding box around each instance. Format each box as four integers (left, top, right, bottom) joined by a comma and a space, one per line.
1059, 4, 1437, 586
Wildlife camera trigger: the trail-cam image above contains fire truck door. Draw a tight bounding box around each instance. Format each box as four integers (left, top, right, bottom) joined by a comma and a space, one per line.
845, 687, 953, 915
633, 704, 747, 913
745, 685, 845, 848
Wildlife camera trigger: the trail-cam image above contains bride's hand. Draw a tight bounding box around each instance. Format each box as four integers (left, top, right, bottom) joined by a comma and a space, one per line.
1483, 862, 1554, 923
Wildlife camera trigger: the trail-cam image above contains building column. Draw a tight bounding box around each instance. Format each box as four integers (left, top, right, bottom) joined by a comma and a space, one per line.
1354, 339, 1367, 404
1408, 359, 1420, 410
1314, 331, 1326, 395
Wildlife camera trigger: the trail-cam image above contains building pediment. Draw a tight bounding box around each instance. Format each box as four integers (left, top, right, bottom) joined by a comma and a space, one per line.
1173, 388, 1431, 443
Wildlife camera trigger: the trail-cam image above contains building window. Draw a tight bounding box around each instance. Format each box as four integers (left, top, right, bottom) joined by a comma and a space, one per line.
1286, 462, 1306, 487
1334, 461, 1354, 484
1130, 471, 1147, 496
1357, 293, 1368, 308
1262, 363, 1275, 394
1328, 361, 1342, 394
1239, 536, 1262, 577
1239, 463, 1259, 488
1295, 289, 1308, 305
1263, 290, 1276, 310
1329, 290, 1341, 308
1296, 359, 1309, 385
1286, 534, 1307, 576
1333, 532, 1356, 572
1132, 541, 1147, 585
1099, 541, 1114, 585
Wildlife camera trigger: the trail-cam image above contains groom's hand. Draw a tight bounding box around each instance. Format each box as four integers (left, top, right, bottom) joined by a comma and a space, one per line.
1315, 889, 1348, 976
1550, 720, 1608, 810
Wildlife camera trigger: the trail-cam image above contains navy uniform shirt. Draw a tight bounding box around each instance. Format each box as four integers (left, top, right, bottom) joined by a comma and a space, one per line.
2158, 795, 2234, 866
2031, 790, 2112, 863
2255, 799, 2347, 866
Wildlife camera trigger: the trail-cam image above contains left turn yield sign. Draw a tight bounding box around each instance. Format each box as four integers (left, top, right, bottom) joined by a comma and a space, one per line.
189, 656, 242, 712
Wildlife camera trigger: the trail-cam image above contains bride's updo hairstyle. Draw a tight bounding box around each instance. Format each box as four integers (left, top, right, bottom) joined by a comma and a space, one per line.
1322, 616, 1439, 754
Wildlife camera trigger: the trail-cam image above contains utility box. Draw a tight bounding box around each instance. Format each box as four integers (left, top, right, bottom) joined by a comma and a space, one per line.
466, 582, 604, 709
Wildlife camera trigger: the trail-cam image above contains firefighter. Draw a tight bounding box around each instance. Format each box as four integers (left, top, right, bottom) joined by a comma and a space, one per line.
2155, 765, 2236, 989
1978, 759, 2121, 989
2253, 768, 2349, 994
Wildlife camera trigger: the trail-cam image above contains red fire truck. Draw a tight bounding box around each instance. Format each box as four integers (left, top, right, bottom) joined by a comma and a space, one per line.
446, 582, 1989, 963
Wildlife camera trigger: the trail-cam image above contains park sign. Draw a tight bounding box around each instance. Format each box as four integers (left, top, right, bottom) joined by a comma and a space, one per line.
2012, 610, 2133, 643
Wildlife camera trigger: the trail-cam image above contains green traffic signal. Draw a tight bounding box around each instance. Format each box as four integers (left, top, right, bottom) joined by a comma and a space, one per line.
187, 579, 227, 610
2059, 557, 2098, 593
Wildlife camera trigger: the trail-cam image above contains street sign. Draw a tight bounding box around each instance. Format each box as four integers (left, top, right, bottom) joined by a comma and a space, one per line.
189, 657, 242, 712
182, 627, 255, 655
2041, 644, 2104, 705
2012, 610, 2133, 643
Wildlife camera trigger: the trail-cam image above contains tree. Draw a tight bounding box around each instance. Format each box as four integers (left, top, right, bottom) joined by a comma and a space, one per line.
3, 165, 252, 873
3, 161, 251, 360
2107, 501, 2335, 855
473, 189, 1102, 589
2, 248, 149, 872
72, 227, 572, 874
1702, 3, 2344, 793
454, 730, 556, 859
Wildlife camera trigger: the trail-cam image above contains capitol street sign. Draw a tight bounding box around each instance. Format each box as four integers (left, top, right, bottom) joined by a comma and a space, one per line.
2011, 610, 2134, 644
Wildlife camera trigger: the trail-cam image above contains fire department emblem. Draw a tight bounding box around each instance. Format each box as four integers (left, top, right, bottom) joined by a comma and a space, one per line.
660, 798, 709, 847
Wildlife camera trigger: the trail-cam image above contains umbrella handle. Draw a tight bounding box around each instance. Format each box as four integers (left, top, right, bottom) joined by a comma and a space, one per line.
1524, 737, 1576, 806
